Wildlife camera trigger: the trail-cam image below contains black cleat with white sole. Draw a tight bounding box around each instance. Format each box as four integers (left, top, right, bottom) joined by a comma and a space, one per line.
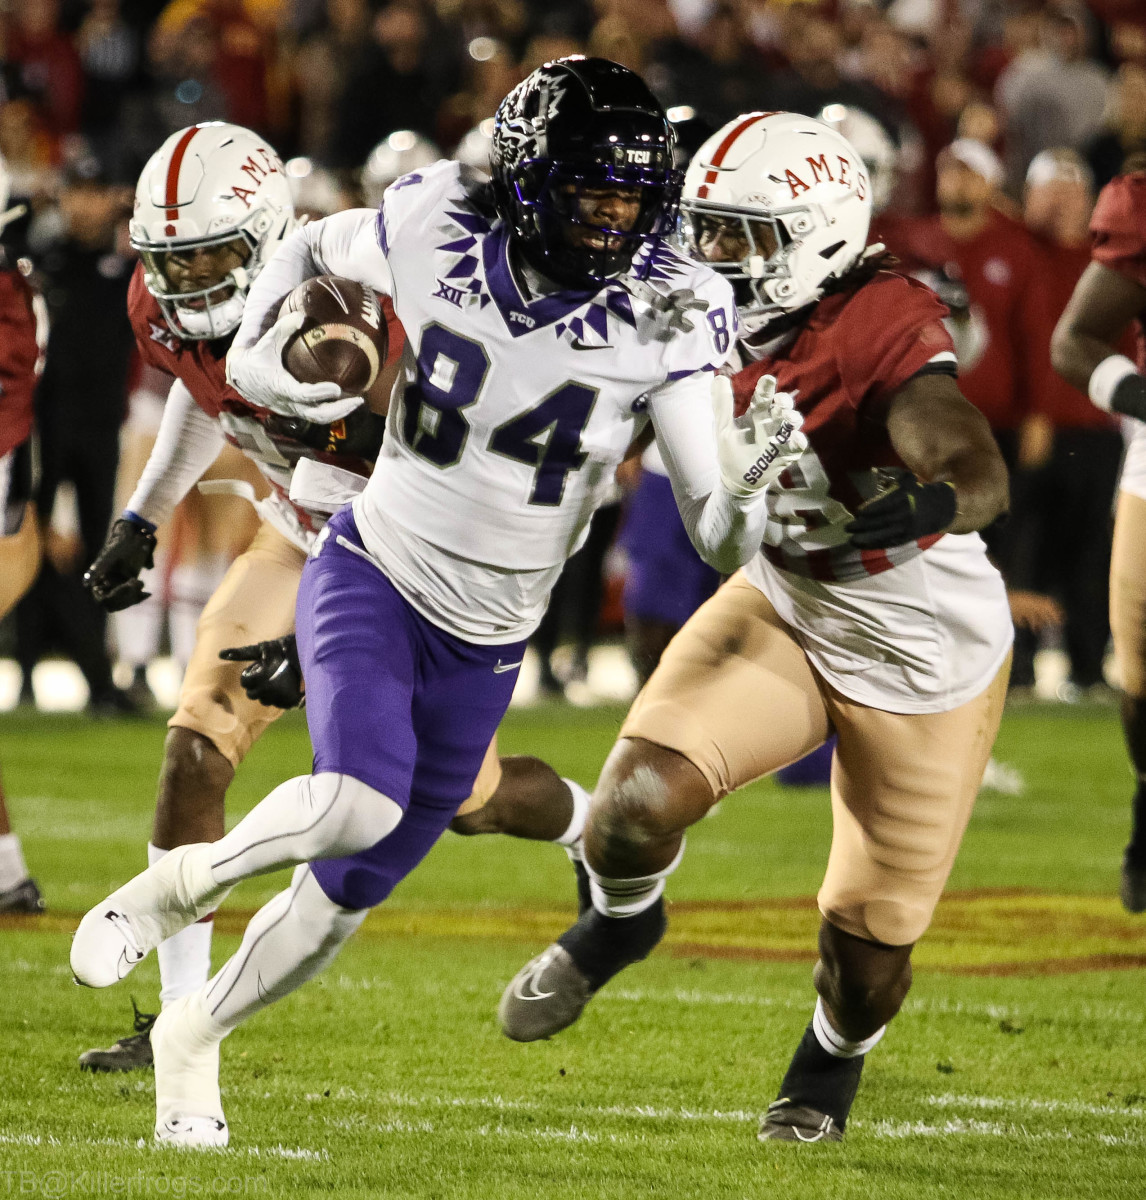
499, 899, 666, 1041
78, 999, 157, 1072
758, 1100, 843, 1143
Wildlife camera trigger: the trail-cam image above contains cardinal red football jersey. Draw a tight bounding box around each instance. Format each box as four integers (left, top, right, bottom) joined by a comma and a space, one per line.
731, 270, 956, 583
127, 263, 405, 538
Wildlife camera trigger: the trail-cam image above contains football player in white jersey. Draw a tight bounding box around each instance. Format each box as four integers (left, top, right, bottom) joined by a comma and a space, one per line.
68, 58, 808, 1147
498, 111, 1012, 1144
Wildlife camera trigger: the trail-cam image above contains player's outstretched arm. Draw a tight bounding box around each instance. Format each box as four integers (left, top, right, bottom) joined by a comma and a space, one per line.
1051, 261, 1146, 420
649, 372, 803, 573
852, 373, 1008, 548
85, 380, 226, 611
227, 210, 392, 421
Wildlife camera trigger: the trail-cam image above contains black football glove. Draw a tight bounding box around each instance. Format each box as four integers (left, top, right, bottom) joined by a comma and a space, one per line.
264, 405, 387, 459
847, 469, 958, 550
83, 516, 157, 612
1111, 374, 1146, 423
219, 634, 304, 709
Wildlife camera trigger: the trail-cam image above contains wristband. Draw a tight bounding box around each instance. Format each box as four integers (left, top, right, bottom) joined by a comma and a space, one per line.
1088, 354, 1139, 413
122, 510, 158, 534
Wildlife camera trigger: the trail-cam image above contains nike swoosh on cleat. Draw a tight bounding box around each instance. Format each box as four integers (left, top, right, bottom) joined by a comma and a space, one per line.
511, 955, 558, 1000
493, 660, 523, 674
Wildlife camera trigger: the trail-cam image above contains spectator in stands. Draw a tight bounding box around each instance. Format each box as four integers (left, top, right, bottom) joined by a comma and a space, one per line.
1021, 148, 1123, 699
77, 0, 142, 154
117, 16, 229, 182
1086, 63, 1146, 190
328, 0, 455, 168
880, 138, 1057, 688
996, 2, 1109, 194
292, 0, 373, 161
3, 0, 84, 136
15, 152, 137, 714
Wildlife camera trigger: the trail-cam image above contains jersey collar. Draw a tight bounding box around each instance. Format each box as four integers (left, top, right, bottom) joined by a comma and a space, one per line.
481, 225, 602, 337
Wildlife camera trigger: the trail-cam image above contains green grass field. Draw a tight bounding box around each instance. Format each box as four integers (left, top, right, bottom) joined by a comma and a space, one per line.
1, 701, 1145, 1199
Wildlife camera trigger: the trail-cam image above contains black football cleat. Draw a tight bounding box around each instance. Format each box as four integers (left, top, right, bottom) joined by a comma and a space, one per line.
78, 999, 157, 1072
499, 898, 666, 1041
0, 877, 45, 914
758, 1099, 843, 1143
499, 945, 593, 1042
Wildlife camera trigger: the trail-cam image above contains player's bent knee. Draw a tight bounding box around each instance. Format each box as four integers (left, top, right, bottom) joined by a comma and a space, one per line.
304, 772, 404, 861
293, 865, 370, 939
593, 738, 712, 853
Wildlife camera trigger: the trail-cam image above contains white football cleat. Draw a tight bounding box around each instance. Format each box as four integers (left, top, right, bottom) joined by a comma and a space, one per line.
71, 844, 230, 988
152, 993, 230, 1149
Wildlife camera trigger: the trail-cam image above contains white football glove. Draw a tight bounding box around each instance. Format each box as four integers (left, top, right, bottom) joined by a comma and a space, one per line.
225, 309, 365, 423
712, 373, 806, 498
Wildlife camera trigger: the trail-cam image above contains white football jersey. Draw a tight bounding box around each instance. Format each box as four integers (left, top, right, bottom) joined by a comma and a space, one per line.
370, 163, 734, 565
237, 161, 755, 642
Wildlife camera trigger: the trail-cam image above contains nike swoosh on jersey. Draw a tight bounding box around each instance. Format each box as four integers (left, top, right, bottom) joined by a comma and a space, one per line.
493, 660, 523, 673
569, 340, 609, 351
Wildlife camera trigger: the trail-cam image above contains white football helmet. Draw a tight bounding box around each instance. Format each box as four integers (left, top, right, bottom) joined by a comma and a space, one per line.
818, 105, 897, 214
361, 130, 440, 207
131, 122, 295, 340
681, 111, 873, 332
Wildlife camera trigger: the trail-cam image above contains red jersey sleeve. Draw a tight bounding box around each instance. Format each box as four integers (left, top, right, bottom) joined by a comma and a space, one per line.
380, 295, 405, 365
127, 263, 178, 374
0, 268, 43, 458
833, 272, 955, 411
1090, 172, 1146, 289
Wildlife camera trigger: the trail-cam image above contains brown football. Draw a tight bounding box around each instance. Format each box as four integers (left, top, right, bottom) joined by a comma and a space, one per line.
278, 276, 387, 396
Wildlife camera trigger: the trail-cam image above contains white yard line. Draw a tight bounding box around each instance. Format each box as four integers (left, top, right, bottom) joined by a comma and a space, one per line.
0, 1131, 328, 1160
927, 1093, 1146, 1119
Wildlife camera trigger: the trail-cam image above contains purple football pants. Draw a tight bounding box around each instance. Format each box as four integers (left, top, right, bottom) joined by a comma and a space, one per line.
295, 507, 525, 910
621, 470, 720, 627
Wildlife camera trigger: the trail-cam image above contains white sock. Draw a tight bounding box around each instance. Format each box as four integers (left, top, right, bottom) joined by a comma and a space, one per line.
0, 833, 29, 890
149, 843, 214, 1007
203, 865, 366, 1031
113, 560, 165, 668
588, 838, 686, 918
555, 779, 590, 846
812, 996, 886, 1058
169, 557, 228, 669
204, 772, 403, 889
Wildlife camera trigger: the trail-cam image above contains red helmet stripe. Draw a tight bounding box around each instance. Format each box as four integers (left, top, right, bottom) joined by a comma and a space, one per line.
696, 111, 773, 199
164, 125, 202, 221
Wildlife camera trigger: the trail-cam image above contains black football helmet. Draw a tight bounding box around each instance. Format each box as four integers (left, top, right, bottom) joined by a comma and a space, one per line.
491, 56, 681, 288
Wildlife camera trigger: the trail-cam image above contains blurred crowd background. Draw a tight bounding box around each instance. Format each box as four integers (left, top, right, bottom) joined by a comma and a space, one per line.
2, 0, 1146, 712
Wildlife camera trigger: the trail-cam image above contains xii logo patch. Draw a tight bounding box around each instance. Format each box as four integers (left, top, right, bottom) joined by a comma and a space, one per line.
432, 279, 465, 308
148, 320, 179, 353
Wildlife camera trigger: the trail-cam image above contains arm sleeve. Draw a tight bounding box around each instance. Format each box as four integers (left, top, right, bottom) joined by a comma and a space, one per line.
125, 379, 227, 527
233, 208, 393, 351
647, 370, 768, 575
